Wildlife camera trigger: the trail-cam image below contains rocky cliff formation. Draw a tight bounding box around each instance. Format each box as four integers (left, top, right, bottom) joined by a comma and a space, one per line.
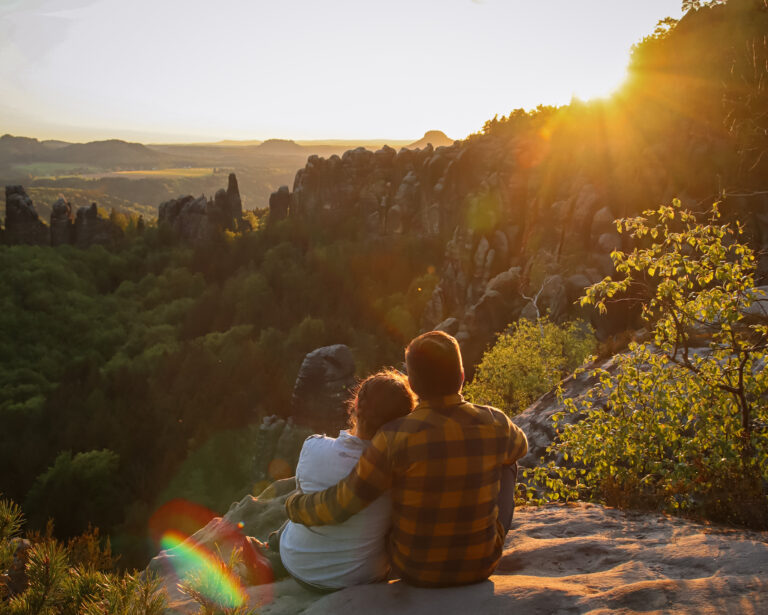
3, 186, 49, 245
268, 109, 768, 370
158, 172, 245, 242
268, 186, 290, 223
265, 138, 637, 370
252, 417, 312, 490
49, 198, 74, 246
2, 185, 121, 247
265, 0, 768, 364
74, 203, 121, 247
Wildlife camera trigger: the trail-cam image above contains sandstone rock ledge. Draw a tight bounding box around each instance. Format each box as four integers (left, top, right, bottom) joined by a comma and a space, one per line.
159, 500, 768, 615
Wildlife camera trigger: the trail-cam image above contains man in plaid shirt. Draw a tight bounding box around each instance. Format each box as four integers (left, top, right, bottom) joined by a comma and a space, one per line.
285, 330, 528, 587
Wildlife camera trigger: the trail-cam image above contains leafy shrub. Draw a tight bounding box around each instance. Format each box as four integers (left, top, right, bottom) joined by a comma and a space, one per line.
529, 200, 768, 528
465, 317, 596, 416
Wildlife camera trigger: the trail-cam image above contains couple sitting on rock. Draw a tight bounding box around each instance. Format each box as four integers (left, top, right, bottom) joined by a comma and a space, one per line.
263, 330, 528, 591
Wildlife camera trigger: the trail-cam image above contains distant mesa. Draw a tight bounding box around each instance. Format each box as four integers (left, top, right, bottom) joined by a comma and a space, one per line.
212, 139, 263, 147
254, 139, 306, 155
407, 130, 453, 150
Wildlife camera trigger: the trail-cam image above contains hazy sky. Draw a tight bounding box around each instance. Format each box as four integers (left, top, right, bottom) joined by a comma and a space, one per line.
0, 0, 684, 143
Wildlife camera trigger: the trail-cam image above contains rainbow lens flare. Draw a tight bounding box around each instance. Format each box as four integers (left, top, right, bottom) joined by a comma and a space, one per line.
160, 529, 248, 608
149, 498, 274, 609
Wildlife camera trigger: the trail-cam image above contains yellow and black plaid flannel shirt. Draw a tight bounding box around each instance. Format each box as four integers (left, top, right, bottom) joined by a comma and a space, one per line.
285, 393, 528, 587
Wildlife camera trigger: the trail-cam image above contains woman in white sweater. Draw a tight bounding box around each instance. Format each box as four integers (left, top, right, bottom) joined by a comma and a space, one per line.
271, 369, 416, 592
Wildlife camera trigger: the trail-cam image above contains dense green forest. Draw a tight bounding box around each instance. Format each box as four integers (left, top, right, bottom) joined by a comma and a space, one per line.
2, 0, 768, 571
0, 220, 440, 566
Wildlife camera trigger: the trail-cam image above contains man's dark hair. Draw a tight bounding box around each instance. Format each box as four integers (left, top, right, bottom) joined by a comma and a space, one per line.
405, 331, 464, 399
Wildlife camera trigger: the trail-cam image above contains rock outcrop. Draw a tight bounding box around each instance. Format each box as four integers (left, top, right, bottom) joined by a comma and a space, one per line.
252, 417, 312, 490
49, 198, 74, 246
3, 185, 120, 247
158, 195, 210, 242
249, 345, 357, 491
74, 203, 121, 247
281, 143, 453, 236
290, 344, 356, 435
266, 133, 645, 371
726, 191, 768, 284
266, 94, 768, 367
158, 173, 244, 242
268, 186, 290, 223
512, 355, 618, 471
4, 186, 49, 245
220, 173, 243, 224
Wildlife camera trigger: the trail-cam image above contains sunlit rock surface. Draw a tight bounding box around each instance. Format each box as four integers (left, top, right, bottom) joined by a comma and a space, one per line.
157, 498, 768, 615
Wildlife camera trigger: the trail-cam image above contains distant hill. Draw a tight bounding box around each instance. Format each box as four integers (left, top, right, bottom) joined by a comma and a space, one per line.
407, 130, 453, 149
253, 139, 307, 155
53, 139, 170, 167
212, 139, 264, 147
42, 140, 70, 150
0, 135, 170, 168
296, 138, 413, 148
0, 134, 55, 163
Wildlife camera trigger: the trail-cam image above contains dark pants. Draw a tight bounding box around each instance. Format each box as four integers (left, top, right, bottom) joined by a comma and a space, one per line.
498, 462, 518, 535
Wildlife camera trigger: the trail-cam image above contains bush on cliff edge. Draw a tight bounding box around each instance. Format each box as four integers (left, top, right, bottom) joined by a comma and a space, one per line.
465, 317, 596, 417
530, 200, 768, 529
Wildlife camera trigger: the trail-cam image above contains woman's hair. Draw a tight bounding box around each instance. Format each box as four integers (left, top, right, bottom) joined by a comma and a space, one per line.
347, 369, 416, 440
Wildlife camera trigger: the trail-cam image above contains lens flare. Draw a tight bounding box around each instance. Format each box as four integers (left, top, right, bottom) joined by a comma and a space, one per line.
149, 498, 274, 609
148, 499, 217, 547
160, 529, 248, 608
